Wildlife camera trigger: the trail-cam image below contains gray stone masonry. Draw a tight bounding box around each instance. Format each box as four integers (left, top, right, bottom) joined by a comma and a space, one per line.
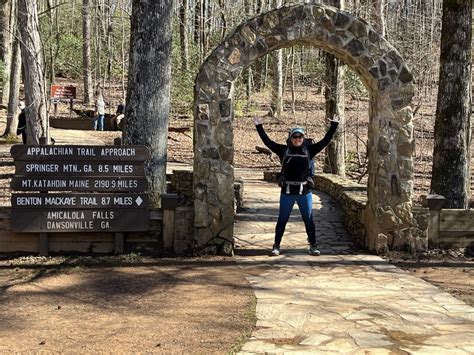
193, 3, 414, 254
314, 173, 427, 253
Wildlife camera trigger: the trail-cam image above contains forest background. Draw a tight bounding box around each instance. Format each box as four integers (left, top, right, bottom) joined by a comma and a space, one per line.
0, 0, 472, 205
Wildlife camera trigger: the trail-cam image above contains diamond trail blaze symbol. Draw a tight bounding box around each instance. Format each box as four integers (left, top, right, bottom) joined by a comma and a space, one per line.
135, 196, 143, 206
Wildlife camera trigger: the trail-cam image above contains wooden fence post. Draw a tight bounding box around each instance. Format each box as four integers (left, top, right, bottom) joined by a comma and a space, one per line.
161, 193, 179, 253
39, 232, 49, 256
426, 194, 445, 249
114, 232, 124, 255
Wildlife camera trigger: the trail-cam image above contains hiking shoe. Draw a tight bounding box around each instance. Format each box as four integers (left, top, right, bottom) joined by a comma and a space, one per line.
309, 245, 321, 256
270, 245, 280, 256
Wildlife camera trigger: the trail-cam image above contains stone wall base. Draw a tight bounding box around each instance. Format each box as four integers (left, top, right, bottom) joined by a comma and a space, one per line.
278, 173, 428, 254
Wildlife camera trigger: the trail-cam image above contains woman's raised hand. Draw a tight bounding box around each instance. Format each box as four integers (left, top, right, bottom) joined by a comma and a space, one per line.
329, 114, 340, 124
253, 116, 263, 125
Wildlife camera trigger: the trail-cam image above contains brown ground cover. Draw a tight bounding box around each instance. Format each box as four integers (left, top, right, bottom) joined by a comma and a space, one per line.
0, 255, 255, 353
386, 251, 474, 307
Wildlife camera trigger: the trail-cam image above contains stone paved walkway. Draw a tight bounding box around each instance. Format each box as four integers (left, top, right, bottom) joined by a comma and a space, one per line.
234, 175, 474, 354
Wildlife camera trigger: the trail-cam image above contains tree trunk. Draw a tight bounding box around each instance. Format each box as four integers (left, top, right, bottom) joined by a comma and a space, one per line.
270, 49, 283, 118
82, 0, 93, 105
18, 0, 49, 145
0, 0, 13, 105
269, 0, 283, 118
431, 0, 472, 209
218, 0, 226, 39
105, 2, 113, 108
3, 33, 21, 137
193, 0, 199, 46
202, 0, 208, 55
193, 0, 203, 62
46, 0, 55, 83
323, 0, 345, 177
290, 47, 295, 114
323, 54, 346, 176
371, 0, 386, 37
123, 0, 172, 207
253, 0, 264, 91
179, 0, 189, 72
120, 6, 126, 100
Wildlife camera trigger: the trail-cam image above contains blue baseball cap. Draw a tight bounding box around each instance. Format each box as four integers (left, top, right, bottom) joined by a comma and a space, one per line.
290, 127, 305, 137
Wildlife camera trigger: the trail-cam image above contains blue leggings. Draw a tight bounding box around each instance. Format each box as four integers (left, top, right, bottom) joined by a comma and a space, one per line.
274, 192, 316, 247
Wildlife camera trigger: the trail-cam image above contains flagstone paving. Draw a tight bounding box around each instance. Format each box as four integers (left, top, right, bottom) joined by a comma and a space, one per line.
234, 176, 474, 354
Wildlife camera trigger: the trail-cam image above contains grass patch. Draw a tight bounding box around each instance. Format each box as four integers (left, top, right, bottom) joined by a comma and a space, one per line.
0, 135, 20, 145
227, 294, 257, 354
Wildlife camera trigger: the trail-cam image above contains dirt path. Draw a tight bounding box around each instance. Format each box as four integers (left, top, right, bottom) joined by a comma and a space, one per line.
0, 256, 255, 353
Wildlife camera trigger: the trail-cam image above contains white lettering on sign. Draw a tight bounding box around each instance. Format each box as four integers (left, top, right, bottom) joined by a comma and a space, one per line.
77, 147, 96, 156
44, 196, 77, 206
100, 147, 136, 157
46, 221, 93, 229
112, 164, 133, 173
93, 179, 138, 189
98, 165, 109, 173
21, 179, 68, 188
47, 211, 85, 219
92, 211, 115, 219
63, 164, 82, 173
68, 180, 90, 188
117, 180, 138, 188
26, 147, 74, 156
16, 196, 42, 205
113, 196, 133, 206
80, 196, 97, 205
25, 163, 59, 173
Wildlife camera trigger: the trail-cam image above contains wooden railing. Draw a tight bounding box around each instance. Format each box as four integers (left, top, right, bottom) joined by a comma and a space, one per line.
427, 195, 474, 248
0, 193, 184, 255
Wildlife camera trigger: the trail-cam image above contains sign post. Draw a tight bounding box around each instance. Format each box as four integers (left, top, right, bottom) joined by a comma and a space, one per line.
10, 145, 151, 254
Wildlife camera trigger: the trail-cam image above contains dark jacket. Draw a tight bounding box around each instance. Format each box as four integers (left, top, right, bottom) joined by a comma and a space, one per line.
17, 110, 26, 134
256, 121, 338, 195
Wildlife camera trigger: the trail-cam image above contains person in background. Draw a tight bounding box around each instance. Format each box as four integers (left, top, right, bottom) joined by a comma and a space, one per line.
16, 101, 27, 144
94, 93, 106, 131
111, 99, 125, 131
253, 115, 339, 256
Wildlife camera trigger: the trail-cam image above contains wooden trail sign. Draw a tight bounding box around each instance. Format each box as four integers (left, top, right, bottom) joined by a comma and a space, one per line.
11, 176, 148, 192
10, 144, 151, 233
12, 209, 149, 232
51, 85, 77, 99
12, 193, 149, 209
14, 161, 145, 176
11, 145, 150, 161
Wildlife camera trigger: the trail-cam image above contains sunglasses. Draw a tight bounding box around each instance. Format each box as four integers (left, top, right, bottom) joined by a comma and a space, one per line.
291, 135, 304, 139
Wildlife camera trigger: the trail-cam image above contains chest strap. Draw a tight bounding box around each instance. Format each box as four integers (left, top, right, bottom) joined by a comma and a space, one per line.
285, 180, 307, 195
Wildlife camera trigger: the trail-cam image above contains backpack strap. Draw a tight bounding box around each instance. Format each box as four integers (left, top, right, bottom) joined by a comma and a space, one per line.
284, 180, 307, 194
302, 145, 311, 170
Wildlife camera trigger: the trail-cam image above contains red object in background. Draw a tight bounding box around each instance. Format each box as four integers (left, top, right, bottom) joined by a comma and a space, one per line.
51, 85, 77, 99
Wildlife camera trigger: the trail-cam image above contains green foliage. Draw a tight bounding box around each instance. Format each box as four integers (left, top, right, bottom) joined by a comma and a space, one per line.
0, 135, 21, 144
299, 53, 326, 86
38, 2, 131, 83
344, 69, 367, 96
54, 34, 83, 78
170, 24, 201, 116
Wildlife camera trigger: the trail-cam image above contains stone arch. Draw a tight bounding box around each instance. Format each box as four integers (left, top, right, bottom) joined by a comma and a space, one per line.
193, 4, 414, 254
